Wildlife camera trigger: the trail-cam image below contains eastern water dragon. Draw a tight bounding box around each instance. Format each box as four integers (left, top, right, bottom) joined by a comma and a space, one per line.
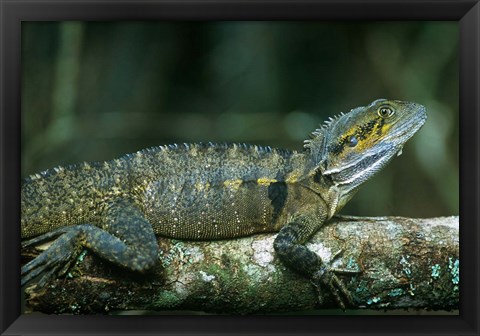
21, 99, 427, 308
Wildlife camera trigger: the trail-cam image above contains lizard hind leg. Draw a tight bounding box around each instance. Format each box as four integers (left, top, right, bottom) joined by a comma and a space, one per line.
21, 199, 159, 287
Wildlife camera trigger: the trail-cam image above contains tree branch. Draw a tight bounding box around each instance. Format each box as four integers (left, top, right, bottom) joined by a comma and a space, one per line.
23, 216, 459, 314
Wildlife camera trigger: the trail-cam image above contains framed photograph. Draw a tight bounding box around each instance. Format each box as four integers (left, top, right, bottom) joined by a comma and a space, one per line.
1, 0, 478, 335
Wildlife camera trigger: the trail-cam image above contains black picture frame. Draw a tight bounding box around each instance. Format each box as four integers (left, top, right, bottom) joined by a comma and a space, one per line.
1, 0, 478, 335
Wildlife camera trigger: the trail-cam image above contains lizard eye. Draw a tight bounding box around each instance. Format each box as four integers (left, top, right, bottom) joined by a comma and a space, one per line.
347, 135, 358, 147
378, 106, 395, 118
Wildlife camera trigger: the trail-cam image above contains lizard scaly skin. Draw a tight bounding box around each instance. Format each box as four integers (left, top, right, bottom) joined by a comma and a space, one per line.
21, 99, 426, 308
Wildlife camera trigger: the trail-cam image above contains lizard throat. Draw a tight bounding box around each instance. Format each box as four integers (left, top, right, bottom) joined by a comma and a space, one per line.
324, 145, 396, 189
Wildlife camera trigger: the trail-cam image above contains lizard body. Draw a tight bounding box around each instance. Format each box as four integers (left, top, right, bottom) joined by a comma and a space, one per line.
21, 99, 426, 308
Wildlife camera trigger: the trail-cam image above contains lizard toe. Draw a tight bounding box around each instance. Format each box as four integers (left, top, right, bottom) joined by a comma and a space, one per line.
312, 265, 354, 309
22, 231, 78, 286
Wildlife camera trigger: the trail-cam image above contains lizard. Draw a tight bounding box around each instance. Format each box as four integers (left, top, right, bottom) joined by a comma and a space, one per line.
21, 98, 426, 309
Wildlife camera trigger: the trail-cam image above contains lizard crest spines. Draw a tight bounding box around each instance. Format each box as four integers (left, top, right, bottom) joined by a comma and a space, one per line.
134, 141, 294, 160
24, 142, 296, 189
302, 110, 350, 158
24, 161, 106, 184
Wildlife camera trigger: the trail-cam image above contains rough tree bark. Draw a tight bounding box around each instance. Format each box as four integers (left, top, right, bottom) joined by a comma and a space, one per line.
23, 216, 459, 314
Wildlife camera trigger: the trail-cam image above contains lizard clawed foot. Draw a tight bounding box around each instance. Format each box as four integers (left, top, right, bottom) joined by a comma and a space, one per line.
21, 230, 79, 286
311, 264, 356, 310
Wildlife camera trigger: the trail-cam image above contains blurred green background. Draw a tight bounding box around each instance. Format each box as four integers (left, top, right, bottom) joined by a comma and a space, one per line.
21, 21, 458, 218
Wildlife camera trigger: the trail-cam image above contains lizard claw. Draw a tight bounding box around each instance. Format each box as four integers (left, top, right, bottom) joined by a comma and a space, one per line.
311, 264, 356, 310
21, 231, 78, 286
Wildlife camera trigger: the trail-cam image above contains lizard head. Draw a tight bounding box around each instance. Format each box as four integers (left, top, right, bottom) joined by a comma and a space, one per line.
304, 99, 427, 197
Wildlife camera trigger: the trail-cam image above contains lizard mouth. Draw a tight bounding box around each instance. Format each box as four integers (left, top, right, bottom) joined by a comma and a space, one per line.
386, 109, 427, 145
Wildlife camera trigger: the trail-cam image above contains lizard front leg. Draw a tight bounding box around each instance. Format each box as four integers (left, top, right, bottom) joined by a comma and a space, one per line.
273, 207, 355, 309
22, 199, 159, 286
